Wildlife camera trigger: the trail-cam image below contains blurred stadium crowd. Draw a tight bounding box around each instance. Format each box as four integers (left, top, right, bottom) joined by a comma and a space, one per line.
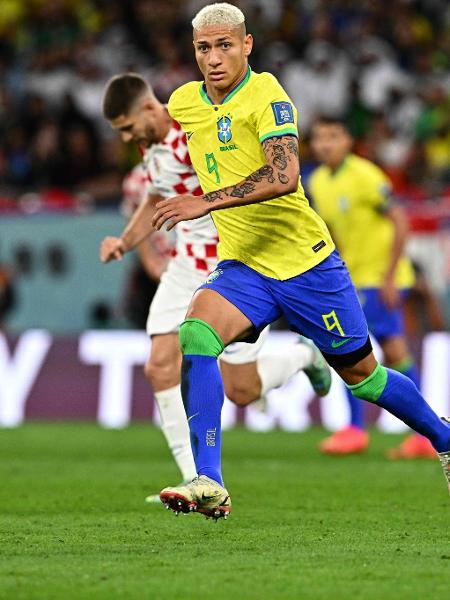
0, 0, 450, 330
0, 0, 449, 207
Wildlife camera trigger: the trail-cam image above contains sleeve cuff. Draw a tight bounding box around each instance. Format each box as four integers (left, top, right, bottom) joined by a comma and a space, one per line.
259, 128, 299, 143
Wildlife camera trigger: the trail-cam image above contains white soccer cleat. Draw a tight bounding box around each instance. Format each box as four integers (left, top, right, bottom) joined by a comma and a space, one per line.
145, 480, 192, 505
438, 417, 450, 495
438, 450, 450, 495
160, 475, 231, 520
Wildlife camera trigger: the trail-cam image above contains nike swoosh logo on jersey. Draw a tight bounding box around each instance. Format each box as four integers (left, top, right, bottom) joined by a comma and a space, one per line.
186, 132, 194, 140
331, 337, 353, 349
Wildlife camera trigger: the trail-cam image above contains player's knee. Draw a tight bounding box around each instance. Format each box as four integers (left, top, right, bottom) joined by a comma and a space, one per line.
347, 363, 388, 403
179, 318, 224, 357
144, 356, 173, 388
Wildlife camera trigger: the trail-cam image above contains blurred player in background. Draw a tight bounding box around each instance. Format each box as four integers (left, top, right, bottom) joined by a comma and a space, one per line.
0, 263, 15, 331
100, 74, 331, 502
147, 3, 450, 519
121, 164, 172, 329
309, 117, 435, 459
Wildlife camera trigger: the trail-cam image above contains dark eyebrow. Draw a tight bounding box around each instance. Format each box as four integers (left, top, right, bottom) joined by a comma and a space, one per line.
195, 37, 232, 44
118, 124, 132, 132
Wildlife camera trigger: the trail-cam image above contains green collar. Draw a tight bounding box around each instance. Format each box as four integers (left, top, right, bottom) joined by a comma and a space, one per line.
199, 66, 252, 106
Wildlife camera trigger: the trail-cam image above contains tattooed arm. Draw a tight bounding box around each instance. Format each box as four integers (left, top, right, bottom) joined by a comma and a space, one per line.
152, 135, 300, 231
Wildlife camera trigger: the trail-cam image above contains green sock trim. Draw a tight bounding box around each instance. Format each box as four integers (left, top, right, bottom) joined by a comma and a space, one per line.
346, 363, 388, 403
179, 318, 225, 356
390, 356, 414, 374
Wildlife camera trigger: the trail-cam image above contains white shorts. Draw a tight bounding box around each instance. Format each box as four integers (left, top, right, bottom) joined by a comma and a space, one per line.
146, 255, 269, 364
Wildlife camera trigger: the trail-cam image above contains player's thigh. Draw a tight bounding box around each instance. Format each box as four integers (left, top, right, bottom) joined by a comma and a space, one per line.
220, 361, 260, 404
146, 256, 207, 337
187, 262, 280, 346
219, 327, 270, 401
186, 288, 253, 346
276, 250, 371, 369
220, 325, 270, 365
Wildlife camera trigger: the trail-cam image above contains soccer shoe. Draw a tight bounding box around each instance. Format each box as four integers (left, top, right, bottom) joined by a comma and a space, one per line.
319, 425, 369, 455
299, 336, 332, 397
437, 417, 450, 495
385, 433, 436, 460
145, 480, 192, 505
160, 475, 231, 520
145, 492, 162, 504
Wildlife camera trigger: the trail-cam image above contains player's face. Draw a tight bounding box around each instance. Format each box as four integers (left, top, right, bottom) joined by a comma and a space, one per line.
311, 123, 352, 167
193, 25, 253, 96
110, 100, 165, 148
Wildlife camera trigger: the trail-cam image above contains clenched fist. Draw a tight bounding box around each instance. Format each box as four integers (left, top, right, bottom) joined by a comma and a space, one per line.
100, 237, 126, 263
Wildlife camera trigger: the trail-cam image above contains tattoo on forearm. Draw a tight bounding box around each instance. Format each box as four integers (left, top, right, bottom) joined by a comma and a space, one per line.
201, 136, 298, 205
231, 165, 275, 198
247, 165, 275, 184
203, 190, 224, 203
230, 181, 256, 198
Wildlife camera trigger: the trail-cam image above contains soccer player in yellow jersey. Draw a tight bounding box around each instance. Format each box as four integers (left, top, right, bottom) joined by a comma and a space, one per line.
310, 117, 436, 458
148, 3, 448, 518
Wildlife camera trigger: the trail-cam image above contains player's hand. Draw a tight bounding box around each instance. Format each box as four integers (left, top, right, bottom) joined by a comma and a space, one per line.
152, 195, 209, 231
380, 278, 400, 309
100, 237, 126, 263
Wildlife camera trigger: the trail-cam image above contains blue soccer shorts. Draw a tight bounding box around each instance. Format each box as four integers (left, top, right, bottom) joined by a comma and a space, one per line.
199, 250, 372, 368
358, 288, 410, 343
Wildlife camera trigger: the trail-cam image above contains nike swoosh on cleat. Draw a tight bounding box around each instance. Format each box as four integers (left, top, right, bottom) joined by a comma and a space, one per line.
201, 493, 217, 501
331, 337, 353, 349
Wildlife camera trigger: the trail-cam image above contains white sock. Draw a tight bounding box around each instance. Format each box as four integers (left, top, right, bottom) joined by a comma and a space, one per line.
257, 344, 315, 398
154, 385, 197, 482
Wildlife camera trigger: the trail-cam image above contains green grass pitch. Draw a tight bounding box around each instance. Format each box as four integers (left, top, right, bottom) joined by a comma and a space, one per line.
0, 424, 448, 600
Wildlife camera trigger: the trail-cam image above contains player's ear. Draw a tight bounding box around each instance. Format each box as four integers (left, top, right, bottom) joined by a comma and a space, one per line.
243, 34, 253, 57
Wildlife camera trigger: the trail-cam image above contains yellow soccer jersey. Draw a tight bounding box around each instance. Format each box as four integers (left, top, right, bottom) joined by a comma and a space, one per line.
309, 154, 414, 288
168, 67, 334, 280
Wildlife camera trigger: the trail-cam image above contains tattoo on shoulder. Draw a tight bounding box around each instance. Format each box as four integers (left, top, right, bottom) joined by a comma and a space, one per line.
263, 135, 299, 185
264, 138, 288, 171
286, 137, 299, 157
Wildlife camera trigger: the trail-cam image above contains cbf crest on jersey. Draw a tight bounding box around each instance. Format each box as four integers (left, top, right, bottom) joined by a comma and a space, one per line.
271, 101, 294, 126
217, 115, 232, 143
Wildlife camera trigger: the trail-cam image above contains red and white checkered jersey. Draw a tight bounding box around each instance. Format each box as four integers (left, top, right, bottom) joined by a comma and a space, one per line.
122, 120, 218, 273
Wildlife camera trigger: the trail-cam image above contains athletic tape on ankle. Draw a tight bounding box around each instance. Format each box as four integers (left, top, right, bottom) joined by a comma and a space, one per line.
179, 318, 224, 357
346, 363, 388, 402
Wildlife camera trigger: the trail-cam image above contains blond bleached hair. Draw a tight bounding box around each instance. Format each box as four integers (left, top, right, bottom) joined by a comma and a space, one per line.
192, 3, 245, 30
